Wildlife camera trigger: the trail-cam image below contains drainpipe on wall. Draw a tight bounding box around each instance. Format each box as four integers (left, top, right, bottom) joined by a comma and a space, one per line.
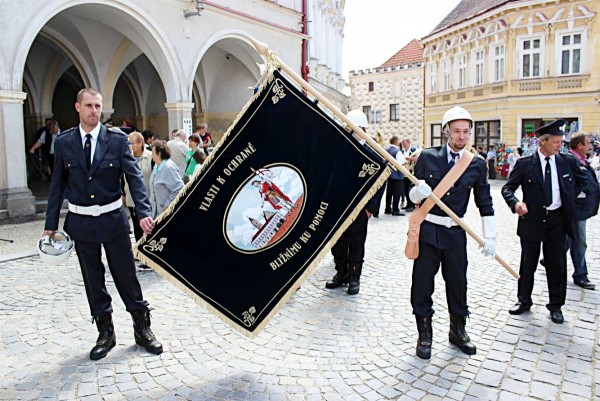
301, 0, 309, 81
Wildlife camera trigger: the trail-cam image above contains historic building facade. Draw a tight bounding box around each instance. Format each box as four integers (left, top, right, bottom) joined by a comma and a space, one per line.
0, 0, 346, 219
422, 0, 599, 151
348, 40, 424, 145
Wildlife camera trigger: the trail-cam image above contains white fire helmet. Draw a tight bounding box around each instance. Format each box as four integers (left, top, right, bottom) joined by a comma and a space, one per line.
442, 106, 474, 132
346, 109, 369, 129
37, 231, 74, 265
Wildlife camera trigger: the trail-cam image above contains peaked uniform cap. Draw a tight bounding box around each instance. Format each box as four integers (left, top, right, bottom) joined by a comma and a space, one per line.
535, 119, 566, 137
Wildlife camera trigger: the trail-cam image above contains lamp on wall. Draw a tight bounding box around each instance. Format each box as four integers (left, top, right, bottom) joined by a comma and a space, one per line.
184, 0, 204, 18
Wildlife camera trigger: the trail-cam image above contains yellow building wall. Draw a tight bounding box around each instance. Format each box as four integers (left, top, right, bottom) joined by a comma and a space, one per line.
422, 0, 600, 147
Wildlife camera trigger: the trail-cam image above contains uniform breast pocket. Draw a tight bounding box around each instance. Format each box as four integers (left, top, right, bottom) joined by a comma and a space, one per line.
524, 176, 538, 186
424, 170, 442, 187
64, 159, 79, 169
100, 160, 120, 169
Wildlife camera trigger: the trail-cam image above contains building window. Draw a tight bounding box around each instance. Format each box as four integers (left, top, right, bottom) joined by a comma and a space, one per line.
393, 79, 402, 98
474, 50, 484, 86
442, 59, 451, 91
520, 38, 542, 78
389, 104, 400, 121
559, 33, 582, 75
428, 64, 437, 93
368, 82, 374, 92
474, 120, 501, 150
457, 55, 467, 89
493, 44, 505, 81
362, 106, 371, 123
430, 123, 444, 146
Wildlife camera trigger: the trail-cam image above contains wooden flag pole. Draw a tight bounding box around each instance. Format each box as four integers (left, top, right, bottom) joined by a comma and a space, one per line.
249, 37, 519, 279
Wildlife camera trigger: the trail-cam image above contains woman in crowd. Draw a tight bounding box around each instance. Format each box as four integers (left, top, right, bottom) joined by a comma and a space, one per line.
149, 140, 184, 218
124, 132, 153, 241
184, 133, 206, 182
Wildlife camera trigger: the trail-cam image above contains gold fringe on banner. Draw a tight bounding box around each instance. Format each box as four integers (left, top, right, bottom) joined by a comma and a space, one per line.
134, 48, 392, 338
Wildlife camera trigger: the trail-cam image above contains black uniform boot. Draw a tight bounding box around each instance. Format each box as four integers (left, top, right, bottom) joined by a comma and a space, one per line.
415, 316, 432, 360
449, 315, 476, 355
347, 263, 362, 295
325, 258, 349, 289
90, 314, 116, 361
131, 309, 163, 355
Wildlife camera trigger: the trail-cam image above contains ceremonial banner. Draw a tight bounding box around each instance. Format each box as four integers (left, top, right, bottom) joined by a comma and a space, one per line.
136, 69, 389, 337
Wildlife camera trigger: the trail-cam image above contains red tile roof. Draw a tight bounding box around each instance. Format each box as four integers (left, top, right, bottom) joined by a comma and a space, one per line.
380, 39, 423, 68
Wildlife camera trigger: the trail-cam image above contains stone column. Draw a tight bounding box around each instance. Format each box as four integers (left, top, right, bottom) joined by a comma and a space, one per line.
0, 90, 36, 218
165, 102, 195, 134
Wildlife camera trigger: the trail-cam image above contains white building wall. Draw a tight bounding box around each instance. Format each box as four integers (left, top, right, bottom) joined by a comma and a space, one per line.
349, 65, 424, 146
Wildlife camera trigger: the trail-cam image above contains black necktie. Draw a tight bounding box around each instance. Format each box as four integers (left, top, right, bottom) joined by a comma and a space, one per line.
84, 134, 92, 170
544, 156, 552, 207
449, 152, 459, 168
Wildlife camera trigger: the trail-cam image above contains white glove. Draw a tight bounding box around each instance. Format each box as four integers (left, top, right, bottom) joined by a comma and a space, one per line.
481, 215, 497, 257
482, 238, 496, 258
409, 180, 432, 204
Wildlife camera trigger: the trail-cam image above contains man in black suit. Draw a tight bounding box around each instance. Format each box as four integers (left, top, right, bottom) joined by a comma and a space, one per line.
43, 88, 162, 360
502, 119, 587, 324
409, 106, 496, 360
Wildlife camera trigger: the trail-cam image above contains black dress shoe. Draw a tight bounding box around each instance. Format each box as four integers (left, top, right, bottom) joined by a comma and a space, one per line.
392, 211, 405, 216
404, 207, 415, 212
574, 279, 595, 290
384, 210, 392, 215
550, 310, 564, 324
508, 302, 531, 315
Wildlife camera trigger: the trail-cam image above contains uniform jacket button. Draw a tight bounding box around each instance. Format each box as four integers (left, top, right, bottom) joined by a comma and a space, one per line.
90, 194, 95, 199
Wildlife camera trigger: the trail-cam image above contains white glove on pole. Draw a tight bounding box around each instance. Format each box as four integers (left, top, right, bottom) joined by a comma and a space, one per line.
409, 180, 432, 204
481, 215, 497, 257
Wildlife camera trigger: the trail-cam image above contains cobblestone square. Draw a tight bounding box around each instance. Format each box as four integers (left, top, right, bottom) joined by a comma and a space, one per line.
1, 181, 599, 400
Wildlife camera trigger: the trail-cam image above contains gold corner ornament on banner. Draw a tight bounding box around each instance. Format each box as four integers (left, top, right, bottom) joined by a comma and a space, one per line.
135, 43, 391, 337
245, 37, 519, 281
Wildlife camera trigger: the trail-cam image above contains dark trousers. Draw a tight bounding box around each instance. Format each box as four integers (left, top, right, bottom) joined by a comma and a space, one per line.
75, 235, 149, 317
487, 159, 496, 179
403, 177, 414, 209
385, 179, 403, 213
47, 154, 55, 176
517, 210, 567, 312
128, 206, 143, 241
331, 210, 368, 264
411, 237, 468, 317
372, 182, 386, 217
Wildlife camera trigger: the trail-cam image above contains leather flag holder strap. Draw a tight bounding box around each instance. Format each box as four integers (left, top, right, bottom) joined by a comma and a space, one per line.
405, 150, 474, 259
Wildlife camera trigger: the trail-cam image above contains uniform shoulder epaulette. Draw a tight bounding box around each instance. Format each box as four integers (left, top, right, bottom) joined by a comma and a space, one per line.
58, 127, 76, 136
107, 127, 127, 136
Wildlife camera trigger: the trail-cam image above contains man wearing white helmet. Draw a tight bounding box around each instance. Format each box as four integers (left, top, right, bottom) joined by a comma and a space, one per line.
408, 105, 496, 360
325, 110, 381, 295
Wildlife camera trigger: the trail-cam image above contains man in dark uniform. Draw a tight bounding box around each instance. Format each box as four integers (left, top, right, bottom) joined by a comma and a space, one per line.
502, 119, 587, 324
325, 110, 381, 295
43, 88, 162, 360
408, 106, 496, 360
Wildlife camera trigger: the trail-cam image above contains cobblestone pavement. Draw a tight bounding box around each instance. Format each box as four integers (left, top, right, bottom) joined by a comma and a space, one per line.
1, 181, 599, 401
